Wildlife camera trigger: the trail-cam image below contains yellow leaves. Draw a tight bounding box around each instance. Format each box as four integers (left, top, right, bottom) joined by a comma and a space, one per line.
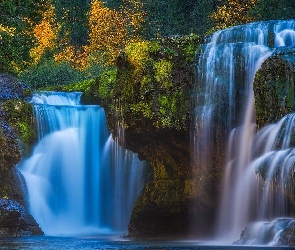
211, 0, 258, 31
87, 0, 127, 65
0, 24, 15, 40
154, 60, 173, 89
30, 4, 58, 63
125, 41, 150, 71
87, 0, 144, 66
120, 0, 145, 34
54, 46, 88, 70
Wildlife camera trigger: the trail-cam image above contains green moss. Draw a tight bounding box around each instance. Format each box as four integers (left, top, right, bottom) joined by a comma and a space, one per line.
154, 60, 173, 88
104, 35, 202, 131
0, 125, 21, 199
95, 70, 117, 101
61, 79, 94, 92
2, 100, 36, 155
254, 51, 295, 129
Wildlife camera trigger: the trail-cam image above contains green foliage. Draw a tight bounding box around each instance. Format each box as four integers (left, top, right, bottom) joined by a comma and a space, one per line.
253, 52, 295, 129
2, 100, 36, 154
154, 60, 172, 88
0, 0, 47, 74
108, 35, 201, 130
54, 0, 90, 47
249, 0, 295, 21
141, 0, 219, 39
18, 59, 103, 90
158, 91, 188, 128
61, 79, 94, 92
95, 69, 117, 101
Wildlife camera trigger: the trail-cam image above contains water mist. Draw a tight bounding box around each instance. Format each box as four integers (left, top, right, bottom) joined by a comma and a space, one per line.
19, 92, 147, 236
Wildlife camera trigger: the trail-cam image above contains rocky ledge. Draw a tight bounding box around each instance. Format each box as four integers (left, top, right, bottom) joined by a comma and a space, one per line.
0, 74, 42, 236
0, 198, 43, 237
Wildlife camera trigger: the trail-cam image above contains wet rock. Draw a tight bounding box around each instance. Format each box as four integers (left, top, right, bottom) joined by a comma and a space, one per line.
0, 198, 43, 237
0, 74, 31, 101
234, 218, 295, 246
277, 220, 295, 247
253, 48, 295, 129
0, 74, 32, 201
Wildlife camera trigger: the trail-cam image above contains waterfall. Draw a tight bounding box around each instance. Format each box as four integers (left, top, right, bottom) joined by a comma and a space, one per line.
19, 91, 147, 236
193, 19, 295, 243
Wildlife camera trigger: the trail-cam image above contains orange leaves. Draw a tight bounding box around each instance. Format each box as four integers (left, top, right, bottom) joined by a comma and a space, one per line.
0, 24, 15, 39
30, 4, 58, 63
211, 0, 257, 31
88, 0, 126, 55
54, 46, 88, 70
87, 0, 144, 65
28, 0, 145, 68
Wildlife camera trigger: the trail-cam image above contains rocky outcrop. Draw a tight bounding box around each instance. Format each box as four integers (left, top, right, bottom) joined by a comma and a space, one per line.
0, 198, 43, 236
0, 74, 42, 236
0, 74, 29, 202
91, 36, 218, 238
278, 220, 295, 246
234, 218, 295, 246
254, 48, 295, 129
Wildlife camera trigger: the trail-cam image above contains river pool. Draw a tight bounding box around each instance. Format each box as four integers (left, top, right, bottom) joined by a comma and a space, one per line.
0, 236, 293, 250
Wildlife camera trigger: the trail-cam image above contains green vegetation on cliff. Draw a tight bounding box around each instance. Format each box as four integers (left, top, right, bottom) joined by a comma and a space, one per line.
254, 49, 295, 129
94, 35, 201, 130
2, 100, 36, 155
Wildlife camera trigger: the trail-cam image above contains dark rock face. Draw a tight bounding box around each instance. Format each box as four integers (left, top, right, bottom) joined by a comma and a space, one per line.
0, 198, 43, 237
254, 49, 295, 129
95, 36, 218, 239
123, 123, 218, 238
278, 220, 295, 246
0, 74, 32, 202
0, 74, 42, 236
0, 74, 31, 101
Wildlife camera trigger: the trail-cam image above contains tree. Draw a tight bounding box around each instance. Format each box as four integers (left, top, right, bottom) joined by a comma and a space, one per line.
0, 0, 47, 73
30, 3, 59, 63
210, 0, 257, 31
54, 0, 90, 47
87, 0, 144, 65
139, 0, 220, 39
249, 0, 295, 21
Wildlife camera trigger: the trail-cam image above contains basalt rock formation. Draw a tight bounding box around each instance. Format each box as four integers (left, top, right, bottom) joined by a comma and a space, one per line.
0, 74, 42, 236
254, 48, 295, 129
91, 35, 218, 238
0, 198, 43, 237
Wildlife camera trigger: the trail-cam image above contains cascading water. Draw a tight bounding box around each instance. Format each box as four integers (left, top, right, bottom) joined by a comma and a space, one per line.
18, 91, 147, 236
194, 19, 295, 243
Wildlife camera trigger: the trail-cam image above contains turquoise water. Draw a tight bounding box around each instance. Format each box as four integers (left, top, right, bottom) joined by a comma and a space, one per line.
0, 236, 293, 250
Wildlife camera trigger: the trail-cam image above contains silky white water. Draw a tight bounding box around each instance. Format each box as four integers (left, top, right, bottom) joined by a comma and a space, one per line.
19, 92, 147, 236
194, 20, 295, 243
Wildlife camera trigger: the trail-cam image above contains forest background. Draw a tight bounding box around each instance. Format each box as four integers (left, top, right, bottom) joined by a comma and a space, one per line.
0, 0, 295, 89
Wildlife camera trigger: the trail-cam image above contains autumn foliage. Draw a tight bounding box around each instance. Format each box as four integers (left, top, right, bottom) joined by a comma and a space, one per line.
30, 4, 58, 63
211, 0, 257, 31
87, 0, 144, 66
31, 0, 146, 69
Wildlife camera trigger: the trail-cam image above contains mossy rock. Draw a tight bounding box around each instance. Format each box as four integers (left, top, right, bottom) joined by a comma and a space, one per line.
254, 49, 295, 129
127, 178, 216, 238
0, 74, 34, 202
90, 35, 203, 131
2, 100, 36, 154
0, 198, 43, 237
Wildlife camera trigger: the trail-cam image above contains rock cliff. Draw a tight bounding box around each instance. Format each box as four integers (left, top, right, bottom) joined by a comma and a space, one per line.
0, 74, 42, 236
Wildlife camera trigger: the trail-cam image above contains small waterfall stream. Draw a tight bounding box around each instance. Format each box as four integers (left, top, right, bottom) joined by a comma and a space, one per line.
194, 19, 295, 243
19, 91, 147, 236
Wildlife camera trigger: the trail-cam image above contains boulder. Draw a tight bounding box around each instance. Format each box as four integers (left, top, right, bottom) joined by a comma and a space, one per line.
0, 74, 30, 100
0, 74, 42, 236
0, 198, 43, 237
